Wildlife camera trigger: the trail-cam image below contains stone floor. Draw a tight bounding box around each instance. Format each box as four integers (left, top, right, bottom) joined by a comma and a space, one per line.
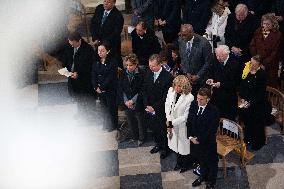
7, 80, 283, 189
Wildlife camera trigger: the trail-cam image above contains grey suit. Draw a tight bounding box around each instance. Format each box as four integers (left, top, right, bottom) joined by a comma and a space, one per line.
178, 34, 212, 85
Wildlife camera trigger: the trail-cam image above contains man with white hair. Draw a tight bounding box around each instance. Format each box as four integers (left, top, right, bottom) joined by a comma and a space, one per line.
225, 4, 258, 64
206, 45, 239, 120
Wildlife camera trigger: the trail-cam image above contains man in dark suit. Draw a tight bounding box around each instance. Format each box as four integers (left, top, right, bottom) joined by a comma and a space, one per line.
225, 4, 258, 64
154, 0, 181, 43
131, 20, 161, 68
143, 54, 173, 159
183, 0, 212, 35
187, 88, 220, 189
178, 24, 213, 95
206, 45, 239, 120
62, 32, 96, 118
91, 0, 124, 67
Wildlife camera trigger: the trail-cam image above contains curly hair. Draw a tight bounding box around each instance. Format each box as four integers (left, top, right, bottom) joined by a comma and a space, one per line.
261, 13, 279, 31
124, 53, 139, 65
172, 75, 192, 95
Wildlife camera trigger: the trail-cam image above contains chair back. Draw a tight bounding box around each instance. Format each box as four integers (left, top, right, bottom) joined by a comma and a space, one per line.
218, 118, 244, 142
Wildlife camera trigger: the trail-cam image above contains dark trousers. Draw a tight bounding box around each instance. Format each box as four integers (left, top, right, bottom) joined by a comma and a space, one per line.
147, 113, 168, 150
176, 153, 191, 168
191, 143, 218, 185
99, 91, 118, 130
125, 109, 145, 141
200, 145, 218, 185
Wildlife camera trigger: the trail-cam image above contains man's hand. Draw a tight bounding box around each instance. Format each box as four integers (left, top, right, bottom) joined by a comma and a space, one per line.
71, 72, 78, 79
125, 100, 134, 109
231, 46, 242, 56
212, 82, 220, 88
190, 137, 199, 144
96, 87, 102, 94
190, 75, 200, 83
206, 79, 214, 85
146, 106, 155, 113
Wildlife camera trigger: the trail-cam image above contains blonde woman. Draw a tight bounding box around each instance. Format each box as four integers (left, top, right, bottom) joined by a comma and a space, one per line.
165, 75, 194, 173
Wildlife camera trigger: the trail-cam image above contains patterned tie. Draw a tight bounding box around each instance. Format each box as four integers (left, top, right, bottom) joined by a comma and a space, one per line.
101, 11, 108, 26
197, 107, 203, 116
186, 41, 191, 57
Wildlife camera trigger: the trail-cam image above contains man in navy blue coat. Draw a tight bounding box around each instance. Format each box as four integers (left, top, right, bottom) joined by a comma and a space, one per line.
187, 88, 219, 189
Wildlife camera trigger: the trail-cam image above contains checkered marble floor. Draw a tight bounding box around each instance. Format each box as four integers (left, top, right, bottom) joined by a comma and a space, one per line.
25, 82, 284, 189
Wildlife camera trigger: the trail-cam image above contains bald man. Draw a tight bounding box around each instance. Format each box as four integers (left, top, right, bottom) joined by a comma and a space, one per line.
177, 24, 213, 95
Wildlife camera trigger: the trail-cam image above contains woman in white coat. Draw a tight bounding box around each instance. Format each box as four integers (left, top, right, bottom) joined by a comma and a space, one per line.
165, 75, 194, 173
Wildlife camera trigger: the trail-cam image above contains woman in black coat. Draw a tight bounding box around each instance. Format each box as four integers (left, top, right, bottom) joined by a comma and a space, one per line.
239, 55, 267, 150
92, 41, 118, 131
119, 54, 145, 145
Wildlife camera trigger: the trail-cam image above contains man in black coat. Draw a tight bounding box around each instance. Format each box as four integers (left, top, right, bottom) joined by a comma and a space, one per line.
183, 0, 212, 35
143, 54, 173, 159
154, 0, 181, 43
131, 20, 161, 68
207, 45, 239, 120
63, 32, 95, 94
225, 4, 258, 64
187, 88, 220, 189
62, 32, 96, 118
91, 0, 124, 67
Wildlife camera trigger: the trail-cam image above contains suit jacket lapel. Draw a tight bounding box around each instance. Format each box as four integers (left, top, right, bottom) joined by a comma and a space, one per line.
174, 94, 184, 111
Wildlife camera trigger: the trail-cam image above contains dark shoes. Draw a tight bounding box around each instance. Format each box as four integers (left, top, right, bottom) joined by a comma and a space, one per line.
192, 177, 205, 187
150, 146, 160, 154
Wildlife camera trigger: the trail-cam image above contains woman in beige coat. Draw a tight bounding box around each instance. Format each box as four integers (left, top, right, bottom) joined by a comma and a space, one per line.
165, 75, 194, 172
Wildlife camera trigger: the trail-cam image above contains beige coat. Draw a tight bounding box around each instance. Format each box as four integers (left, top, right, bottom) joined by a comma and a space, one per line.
165, 87, 194, 155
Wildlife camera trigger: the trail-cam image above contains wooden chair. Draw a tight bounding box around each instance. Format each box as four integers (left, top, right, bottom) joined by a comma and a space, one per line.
266, 86, 284, 135
217, 118, 254, 177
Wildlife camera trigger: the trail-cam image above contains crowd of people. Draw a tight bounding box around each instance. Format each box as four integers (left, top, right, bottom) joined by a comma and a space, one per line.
59, 0, 284, 188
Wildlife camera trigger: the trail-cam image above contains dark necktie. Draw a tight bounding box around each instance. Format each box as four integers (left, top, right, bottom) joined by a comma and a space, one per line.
71, 48, 77, 72
197, 107, 203, 116
101, 11, 108, 26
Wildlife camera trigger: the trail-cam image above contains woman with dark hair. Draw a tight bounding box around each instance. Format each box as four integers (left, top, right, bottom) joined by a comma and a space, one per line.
250, 13, 283, 88
92, 41, 118, 131
239, 55, 267, 150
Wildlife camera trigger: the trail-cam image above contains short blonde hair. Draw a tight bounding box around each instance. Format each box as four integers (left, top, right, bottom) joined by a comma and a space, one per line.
172, 75, 192, 95
261, 13, 279, 31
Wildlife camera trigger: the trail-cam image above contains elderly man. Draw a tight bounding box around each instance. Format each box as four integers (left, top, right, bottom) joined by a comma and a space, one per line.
131, 20, 161, 68
225, 4, 258, 64
177, 24, 212, 95
91, 0, 124, 67
206, 45, 239, 120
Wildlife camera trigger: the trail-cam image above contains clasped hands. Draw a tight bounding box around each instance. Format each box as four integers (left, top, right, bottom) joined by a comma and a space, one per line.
125, 100, 134, 109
